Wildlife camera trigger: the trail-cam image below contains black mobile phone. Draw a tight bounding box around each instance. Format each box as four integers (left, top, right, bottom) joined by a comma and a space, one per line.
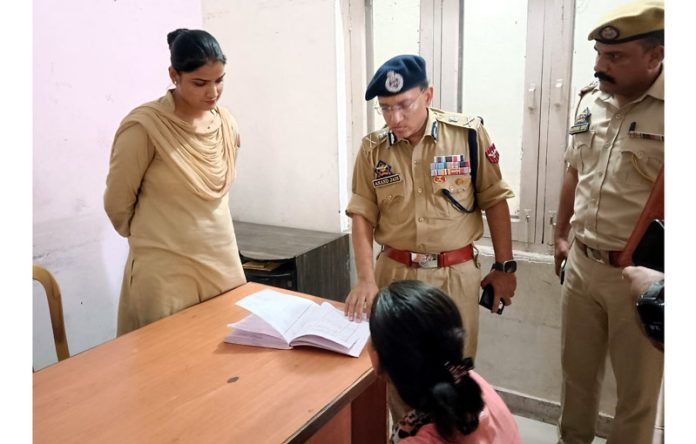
632, 219, 664, 272
479, 284, 504, 315
560, 257, 567, 285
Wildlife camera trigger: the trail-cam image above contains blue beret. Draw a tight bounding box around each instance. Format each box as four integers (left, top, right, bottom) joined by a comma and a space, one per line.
365, 54, 427, 101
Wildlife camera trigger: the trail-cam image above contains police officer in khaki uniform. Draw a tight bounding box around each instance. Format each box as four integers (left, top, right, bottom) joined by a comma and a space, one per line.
344, 55, 517, 418
553, 1, 664, 442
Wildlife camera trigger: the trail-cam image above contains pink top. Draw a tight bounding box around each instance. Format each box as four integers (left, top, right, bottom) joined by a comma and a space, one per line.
399, 371, 522, 444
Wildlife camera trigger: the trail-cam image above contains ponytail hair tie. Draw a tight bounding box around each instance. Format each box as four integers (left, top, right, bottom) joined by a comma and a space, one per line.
444, 357, 474, 384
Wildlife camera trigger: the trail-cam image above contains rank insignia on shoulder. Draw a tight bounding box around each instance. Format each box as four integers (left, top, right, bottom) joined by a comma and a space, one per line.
485, 144, 500, 164
569, 107, 592, 135
388, 131, 397, 145
579, 82, 597, 96
373, 160, 401, 187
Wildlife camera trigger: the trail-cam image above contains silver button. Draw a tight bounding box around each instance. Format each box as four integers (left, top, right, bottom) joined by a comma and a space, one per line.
417, 187, 423, 193
418, 217, 424, 222
387, 195, 393, 199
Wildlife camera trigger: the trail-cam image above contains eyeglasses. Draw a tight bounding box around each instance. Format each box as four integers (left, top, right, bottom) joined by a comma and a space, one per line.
374, 91, 425, 116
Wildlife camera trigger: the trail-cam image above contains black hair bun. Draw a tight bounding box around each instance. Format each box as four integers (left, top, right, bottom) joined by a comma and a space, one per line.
167, 28, 189, 49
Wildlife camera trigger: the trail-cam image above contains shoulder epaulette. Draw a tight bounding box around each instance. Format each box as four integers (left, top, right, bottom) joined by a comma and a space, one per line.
432, 108, 482, 130
362, 127, 390, 150
579, 81, 598, 97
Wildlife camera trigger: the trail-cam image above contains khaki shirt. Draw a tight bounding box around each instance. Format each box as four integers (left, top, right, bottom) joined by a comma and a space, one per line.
346, 108, 514, 253
565, 70, 664, 251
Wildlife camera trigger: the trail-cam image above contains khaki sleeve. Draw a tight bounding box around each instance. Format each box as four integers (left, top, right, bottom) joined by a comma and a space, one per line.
226, 111, 241, 162
564, 137, 580, 169
104, 123, 155, 237
564, 93, 590, 169
474, 123, 515, 210
345, 144, 379, 226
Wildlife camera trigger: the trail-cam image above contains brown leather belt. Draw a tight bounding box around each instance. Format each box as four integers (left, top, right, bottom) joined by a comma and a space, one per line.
576, 240, 622, 267
383, 244, 474, 269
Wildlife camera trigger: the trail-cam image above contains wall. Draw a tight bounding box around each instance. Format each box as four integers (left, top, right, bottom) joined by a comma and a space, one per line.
202, 0, 351, 234
33, 0, 203, 370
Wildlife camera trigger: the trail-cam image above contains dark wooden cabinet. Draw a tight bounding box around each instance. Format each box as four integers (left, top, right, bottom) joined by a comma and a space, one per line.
233, 221, 351, 302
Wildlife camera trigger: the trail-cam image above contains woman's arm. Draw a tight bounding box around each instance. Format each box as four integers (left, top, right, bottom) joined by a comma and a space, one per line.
104, 124, 154, 237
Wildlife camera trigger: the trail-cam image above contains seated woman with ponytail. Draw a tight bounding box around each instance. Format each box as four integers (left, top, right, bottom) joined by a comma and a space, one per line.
368, 280, 521, 443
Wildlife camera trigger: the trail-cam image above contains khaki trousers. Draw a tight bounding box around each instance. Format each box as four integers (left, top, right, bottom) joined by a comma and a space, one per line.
374, 252, 482, 422
558, 242, 663, 444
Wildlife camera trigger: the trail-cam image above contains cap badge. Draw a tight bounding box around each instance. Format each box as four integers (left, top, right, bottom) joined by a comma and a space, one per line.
385, 71, 404, 93
599, 25, 619, 40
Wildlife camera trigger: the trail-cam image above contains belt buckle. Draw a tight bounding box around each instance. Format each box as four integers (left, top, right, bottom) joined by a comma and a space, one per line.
411, 252, 439, 268
585, 246, 608, 265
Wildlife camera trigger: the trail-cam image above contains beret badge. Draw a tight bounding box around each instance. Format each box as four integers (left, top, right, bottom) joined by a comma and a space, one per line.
385, 71, 404, 93
599, 25, 620, 40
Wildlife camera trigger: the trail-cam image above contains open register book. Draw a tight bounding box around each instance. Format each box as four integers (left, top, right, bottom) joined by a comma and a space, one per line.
224, 289, 370, 357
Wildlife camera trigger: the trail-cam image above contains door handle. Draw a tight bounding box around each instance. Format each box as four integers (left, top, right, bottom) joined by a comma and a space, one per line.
527, 83, 537, 110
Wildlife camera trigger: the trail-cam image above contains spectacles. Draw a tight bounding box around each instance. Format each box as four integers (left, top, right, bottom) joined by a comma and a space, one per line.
374, 91, 425, 116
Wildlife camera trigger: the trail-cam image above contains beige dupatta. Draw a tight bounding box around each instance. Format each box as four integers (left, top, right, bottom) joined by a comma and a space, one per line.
112, 91, 237, 200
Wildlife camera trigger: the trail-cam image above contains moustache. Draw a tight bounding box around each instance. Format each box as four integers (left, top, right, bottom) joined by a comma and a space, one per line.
594, 72, 616, 84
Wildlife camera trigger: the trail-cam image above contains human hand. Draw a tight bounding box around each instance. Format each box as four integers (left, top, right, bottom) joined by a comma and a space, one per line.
344, 280, 379, 322
622, 266, 664, 301
554, 238, 570, 276
480, 270, 517, 313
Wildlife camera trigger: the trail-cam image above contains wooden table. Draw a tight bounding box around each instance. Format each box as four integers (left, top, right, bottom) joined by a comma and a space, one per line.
33, 283, 386, 443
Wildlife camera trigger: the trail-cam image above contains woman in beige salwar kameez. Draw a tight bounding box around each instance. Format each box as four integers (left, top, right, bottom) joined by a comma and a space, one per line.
104, 29, 246, 335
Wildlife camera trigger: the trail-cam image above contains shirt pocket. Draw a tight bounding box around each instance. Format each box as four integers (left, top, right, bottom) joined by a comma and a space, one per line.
375, 181, 408, 225
612, 140, 663, 187
571, 131, 596, 174
431, 175, 474, 218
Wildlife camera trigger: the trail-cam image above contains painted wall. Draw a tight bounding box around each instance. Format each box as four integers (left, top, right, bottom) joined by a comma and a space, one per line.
202, 0, 350, 234
33, 0, 203, 370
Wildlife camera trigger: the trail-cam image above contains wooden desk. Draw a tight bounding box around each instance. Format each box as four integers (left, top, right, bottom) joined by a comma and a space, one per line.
33, 283, 386, 443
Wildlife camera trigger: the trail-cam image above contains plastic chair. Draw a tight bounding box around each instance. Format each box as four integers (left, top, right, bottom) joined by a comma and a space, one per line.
33, 265, 70, 361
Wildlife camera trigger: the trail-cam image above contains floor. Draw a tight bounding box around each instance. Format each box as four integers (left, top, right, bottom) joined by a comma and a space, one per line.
514, 415, 607, 444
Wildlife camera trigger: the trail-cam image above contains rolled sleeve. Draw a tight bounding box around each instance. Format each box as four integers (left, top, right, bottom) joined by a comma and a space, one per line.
564, 140, 580, 170
346, 193, 379, 226
474, 124, 515, 210
477, 179, 515, 210
345, 143, 379, 226
104, 123, 154, 237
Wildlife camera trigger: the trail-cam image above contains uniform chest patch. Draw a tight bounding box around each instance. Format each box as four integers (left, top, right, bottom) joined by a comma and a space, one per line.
373, 160, 401, 187
569, 107, 591, 134
485, 144, 500, 164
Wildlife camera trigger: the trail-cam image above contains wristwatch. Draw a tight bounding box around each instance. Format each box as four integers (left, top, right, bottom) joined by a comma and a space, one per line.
491, 260, 517, 273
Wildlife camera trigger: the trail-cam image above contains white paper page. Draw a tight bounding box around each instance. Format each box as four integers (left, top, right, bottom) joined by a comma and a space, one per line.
236, 289, 317, 342
224, 314, 291, 349
288, 303, 370, 353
